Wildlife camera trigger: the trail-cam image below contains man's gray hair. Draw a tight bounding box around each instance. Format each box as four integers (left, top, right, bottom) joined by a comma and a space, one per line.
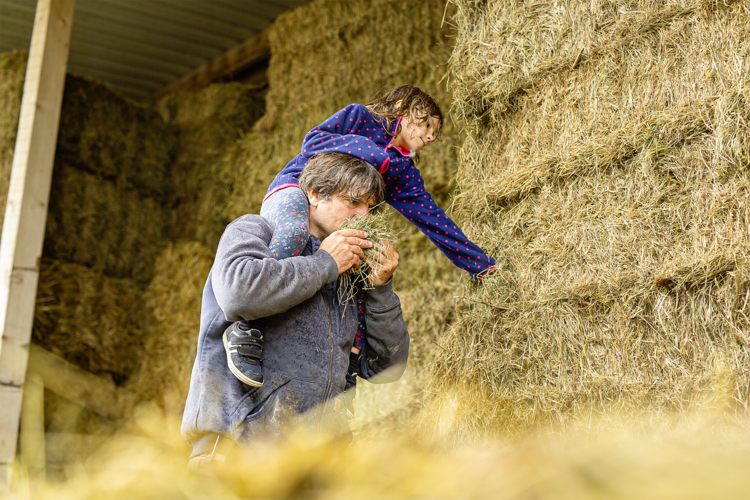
299, 152, 385, 205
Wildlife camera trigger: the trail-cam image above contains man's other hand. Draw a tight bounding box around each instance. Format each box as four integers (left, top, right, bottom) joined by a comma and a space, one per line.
367, 239, 399, 285
319, 229, 372, 274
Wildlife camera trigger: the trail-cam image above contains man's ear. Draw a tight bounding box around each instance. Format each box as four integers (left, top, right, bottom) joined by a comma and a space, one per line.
307, 188, 320, 208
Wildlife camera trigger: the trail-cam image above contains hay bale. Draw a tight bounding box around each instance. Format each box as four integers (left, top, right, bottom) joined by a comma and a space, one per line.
126, 241, 214, 408
156, 83, 265, 248
0, 51, 27, 231
33, 258, 144, 382
44, 165, 168, 282
56, 74, 175, 200
433, 0, 750, 433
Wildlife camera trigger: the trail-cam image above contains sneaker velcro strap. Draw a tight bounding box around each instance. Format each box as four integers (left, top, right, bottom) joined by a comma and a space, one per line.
237, 345, 263, 362
231, 337, 264, 348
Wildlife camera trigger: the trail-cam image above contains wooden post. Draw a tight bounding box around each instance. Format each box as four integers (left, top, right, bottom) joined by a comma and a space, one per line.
0, 0, 75, 488
20, 373, 45, 480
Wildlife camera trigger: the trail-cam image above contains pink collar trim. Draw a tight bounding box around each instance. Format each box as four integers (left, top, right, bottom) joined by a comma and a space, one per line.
386, 117, 413, 157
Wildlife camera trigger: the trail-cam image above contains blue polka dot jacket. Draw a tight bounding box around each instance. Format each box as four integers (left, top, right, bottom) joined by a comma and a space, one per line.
266, 103, 496, 279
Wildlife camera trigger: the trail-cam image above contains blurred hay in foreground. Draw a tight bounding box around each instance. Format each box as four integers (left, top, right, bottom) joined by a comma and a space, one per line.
430, 0, 750, 433
9, 387, 750, 500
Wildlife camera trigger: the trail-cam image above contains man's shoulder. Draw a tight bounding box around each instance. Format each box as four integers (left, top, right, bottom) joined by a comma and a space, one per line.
227, 214, 273, 232
222, 214, 274, 245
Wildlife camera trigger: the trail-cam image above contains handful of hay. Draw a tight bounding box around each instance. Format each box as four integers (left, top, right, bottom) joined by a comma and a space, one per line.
337, 205, 397, 303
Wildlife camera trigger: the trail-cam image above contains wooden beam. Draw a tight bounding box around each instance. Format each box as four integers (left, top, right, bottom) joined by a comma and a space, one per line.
26, 344, 126, 421
151, 31, 269, 100
0, 0, 75, 487
20, 373, 45, 480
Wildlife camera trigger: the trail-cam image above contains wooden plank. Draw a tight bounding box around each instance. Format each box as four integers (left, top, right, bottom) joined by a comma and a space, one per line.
151, 31, 269, 99
20, 373, 44, 480
26, 344, 125, 421
0, 0, 75, 486
0, 386, 22, 472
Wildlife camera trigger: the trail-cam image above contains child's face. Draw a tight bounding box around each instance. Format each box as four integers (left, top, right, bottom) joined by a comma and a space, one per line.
396, 114, 440, 153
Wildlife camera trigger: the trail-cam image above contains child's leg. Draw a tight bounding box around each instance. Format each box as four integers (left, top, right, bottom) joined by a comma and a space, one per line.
224, 187, 310, 387
260, 187, 310, 259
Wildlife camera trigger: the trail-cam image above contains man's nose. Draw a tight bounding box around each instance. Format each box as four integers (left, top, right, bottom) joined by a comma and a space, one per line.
353, 205, 369, 217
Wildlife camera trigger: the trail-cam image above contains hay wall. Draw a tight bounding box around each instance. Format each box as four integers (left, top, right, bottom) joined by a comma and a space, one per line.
434, 0, 750, 433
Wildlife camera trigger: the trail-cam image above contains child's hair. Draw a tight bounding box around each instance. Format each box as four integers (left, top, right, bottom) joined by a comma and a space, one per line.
366, 85, 443, 139
300, 152, 385, 205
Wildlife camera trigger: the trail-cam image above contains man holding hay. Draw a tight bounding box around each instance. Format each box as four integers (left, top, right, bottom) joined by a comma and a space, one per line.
182, 152, 409, 467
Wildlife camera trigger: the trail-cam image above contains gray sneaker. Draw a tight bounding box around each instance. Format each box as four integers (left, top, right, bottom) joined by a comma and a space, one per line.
223, 321, 264, 387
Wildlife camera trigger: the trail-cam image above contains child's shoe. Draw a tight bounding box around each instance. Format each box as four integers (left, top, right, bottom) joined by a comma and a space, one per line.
343, 351, 359, 419
223, 321, 264, 387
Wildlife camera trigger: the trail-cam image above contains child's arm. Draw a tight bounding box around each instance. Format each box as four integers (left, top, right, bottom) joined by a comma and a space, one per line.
299, 104, 391, 173
386, 163, 496, 279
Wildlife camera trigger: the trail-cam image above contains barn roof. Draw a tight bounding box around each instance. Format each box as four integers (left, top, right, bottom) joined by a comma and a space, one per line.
0, 0, 308, 99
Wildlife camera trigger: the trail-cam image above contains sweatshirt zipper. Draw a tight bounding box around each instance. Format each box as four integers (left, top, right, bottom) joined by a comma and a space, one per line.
316, 294, 335, 436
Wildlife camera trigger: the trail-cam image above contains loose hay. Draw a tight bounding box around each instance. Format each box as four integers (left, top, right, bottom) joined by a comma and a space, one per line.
430, 0, 750, 434
338, 207, 399, 303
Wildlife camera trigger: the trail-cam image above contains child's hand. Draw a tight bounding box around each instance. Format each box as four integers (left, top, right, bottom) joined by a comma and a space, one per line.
319, 229, 373, 274
366, 240, 399, 285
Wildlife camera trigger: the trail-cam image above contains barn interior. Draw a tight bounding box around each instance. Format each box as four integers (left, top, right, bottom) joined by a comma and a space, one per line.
1, 0, 749, 497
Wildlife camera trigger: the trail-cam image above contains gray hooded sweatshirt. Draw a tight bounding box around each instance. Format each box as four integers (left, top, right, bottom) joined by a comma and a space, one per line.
181, 215, 410, 456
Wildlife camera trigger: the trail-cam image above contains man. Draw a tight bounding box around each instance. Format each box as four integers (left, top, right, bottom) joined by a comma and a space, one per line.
182, 152, 409, 466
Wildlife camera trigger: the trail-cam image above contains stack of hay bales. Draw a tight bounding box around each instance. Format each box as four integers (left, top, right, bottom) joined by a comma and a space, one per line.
37, 75, 174, 380
125, 85, 265, 407
0, 51, 26, 226
0, 51, 175, 381
221, 0, 465, 389
432, 0, 750, 433
155, 84, 265, 247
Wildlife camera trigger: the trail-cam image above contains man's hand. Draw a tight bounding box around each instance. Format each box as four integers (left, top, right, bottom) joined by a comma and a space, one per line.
319, 229, 373, 274
366, 239, 399, 285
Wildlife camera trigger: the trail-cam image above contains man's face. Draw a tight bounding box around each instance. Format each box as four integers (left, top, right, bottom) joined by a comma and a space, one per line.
308, 189, 376, 240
